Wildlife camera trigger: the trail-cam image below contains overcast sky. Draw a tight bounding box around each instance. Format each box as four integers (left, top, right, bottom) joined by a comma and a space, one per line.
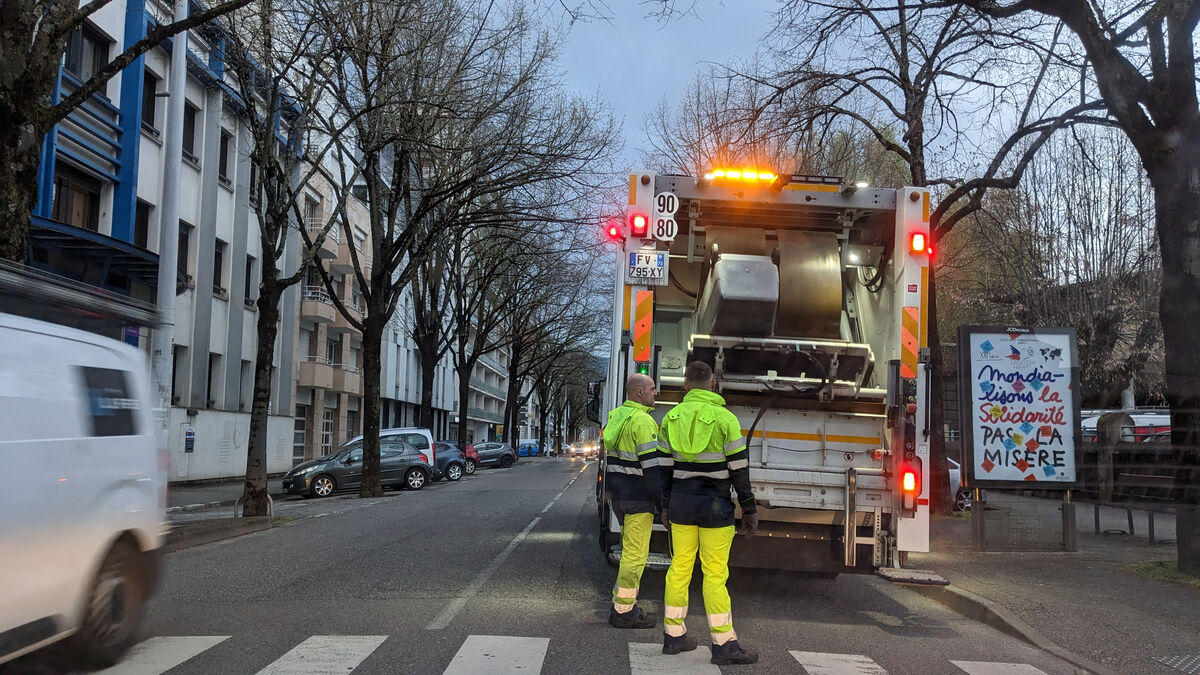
556, 0, 774, 169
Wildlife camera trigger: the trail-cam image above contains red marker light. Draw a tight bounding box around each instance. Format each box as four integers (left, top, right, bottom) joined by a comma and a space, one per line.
910, 232, 927, 254
902, 470, 917, 492
630, 213, 648, 238
606, 222, 622, 242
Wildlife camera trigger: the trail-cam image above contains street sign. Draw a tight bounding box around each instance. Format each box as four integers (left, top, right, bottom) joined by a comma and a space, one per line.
958, 326, 1081, 489
626, 249, 668, 286
654, 192, 679, 241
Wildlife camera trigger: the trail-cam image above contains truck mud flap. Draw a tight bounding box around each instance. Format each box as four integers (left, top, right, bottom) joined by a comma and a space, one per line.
876, 568, 949, 585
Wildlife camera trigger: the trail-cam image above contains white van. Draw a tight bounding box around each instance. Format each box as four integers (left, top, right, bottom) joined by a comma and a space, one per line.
343, 427, 437, 466
0, 313, 165, 667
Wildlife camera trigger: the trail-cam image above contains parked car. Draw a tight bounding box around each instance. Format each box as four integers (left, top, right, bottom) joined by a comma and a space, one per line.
517, 441, 540, 457
442, 441, 478, 475
283, 439, 431, 496
0, 313, 165, 668
431, 442, 466, 482
473, 441, 517, 468
1081, 411, 1170, 443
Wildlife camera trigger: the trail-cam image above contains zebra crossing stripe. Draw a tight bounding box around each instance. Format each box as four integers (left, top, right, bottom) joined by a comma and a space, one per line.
442, 635, 549, 675
951, 662, 1049, 675
790, 650, 888, 674
628, 642, 719, 675
97, 636, 230, 674
255, 635, 387, 674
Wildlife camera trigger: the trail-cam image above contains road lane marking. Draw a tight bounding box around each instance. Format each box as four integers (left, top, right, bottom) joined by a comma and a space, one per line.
442, 635, 549, 674
425, 516, 543, 630
629, 642, 719, 674
256, 635, 387, 674
790, 651, 888, 674
951, 662, 1049, 675
97, 636, 229, 674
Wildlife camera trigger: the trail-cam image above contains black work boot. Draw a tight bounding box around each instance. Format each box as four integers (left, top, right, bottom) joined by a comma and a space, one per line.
710, 640, 759, 665
662, 633, 698, 655
609, 605, 657, 629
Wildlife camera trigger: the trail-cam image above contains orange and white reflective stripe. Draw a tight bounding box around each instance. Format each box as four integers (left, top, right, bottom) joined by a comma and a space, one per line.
901, 305, 920, 379
633, 290, 653, 362
664, 605, 688, 619
706, 612, 733, 629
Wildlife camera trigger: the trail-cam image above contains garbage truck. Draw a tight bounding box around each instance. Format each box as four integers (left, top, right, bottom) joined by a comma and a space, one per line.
590, 170, 937, 579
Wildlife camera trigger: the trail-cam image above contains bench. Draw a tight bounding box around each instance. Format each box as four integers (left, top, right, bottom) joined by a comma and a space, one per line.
1092, 473, 1176, 544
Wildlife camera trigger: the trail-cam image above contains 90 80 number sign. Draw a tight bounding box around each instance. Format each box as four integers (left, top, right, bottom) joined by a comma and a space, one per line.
653, 191, 679, 241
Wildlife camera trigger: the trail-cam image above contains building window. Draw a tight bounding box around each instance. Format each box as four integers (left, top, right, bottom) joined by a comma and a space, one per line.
171, 344, 187, 404
303, 195, 319, 224
249, 162, 260, 207
182, 103, 198, 161
244, 255, 256, 304
178, 221, 193, 283
207, 352, 221, 408
219, 131, 232, 183
213, 239, 227, 296
134, 200, 151, 249
64, 24, 111, 95
141, 70, 159, 133
51, 163, 101, 231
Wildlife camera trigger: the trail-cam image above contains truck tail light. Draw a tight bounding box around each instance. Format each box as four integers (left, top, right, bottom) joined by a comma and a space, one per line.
898, 457, 923, 515
902, 470, 917, 492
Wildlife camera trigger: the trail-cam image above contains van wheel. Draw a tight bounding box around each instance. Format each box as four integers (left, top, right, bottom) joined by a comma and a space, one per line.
464, 459, 476, 475
955, 489, 972, 512
446, 463, 463, 481
406, 468, 427, 490
311, 474, 336, 498
75, 541, 145, 668
500, 455, 514, 468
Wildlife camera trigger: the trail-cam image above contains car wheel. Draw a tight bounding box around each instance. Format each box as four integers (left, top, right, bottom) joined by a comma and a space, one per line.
311, 474, 336, 498
464, 459, 476, 474
500, 455, 514, 468
405, 467, 427, 490
446, 463, 463, 481
955, 489, 973, 512
74, 540, 145, 668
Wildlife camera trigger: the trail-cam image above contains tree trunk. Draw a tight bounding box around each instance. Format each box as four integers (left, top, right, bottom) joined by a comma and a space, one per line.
241, 279, 282, 516
503, 347, 522, 445
1149, 159, 1200, 574
537, 383, 550, 456
926, 264, 953, 516
455, 358, 475, 444
417, 344, 438, 430
360, 314, 384, 497
0, 133, 45, 262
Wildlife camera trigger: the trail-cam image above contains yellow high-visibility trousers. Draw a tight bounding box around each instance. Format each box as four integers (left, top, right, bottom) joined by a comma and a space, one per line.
612, 512, 654, 612
663, 523, 737, 644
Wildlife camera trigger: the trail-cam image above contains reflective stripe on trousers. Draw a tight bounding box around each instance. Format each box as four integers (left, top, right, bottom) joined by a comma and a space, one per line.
663, 522, 737, 643
613, 512, 654, 613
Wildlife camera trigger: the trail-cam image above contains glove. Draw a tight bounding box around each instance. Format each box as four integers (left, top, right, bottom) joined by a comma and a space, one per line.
740, 511, 759, 537
660, 507, 670, 530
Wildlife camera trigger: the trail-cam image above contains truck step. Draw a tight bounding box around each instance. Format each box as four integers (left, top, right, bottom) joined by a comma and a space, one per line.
876, 568, 949, 585
607, 547, 673, 571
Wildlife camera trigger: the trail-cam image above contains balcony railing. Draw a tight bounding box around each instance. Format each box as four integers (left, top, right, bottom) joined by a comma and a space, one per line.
301, 355, 332, 364
305, 218, 339, 243
334, 363, 361, 373
302, 286, 333, 304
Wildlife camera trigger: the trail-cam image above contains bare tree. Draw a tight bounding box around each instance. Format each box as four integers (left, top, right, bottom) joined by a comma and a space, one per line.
216, 0, 351, 515
313, 0, 618, 495
948, 0, 1200, 576
0, 0, 254, 261
943, 128, 1163, 405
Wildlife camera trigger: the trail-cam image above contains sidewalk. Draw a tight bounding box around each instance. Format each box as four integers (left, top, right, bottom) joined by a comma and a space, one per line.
910, 493, 1200, 675
168, 478, 285, 511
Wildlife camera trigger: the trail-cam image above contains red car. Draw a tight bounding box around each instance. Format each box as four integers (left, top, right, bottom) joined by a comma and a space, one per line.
439, 441, 478, 475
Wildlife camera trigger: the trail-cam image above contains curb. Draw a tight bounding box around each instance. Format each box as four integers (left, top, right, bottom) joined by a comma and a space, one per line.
167, 493, 286, 514
907, 583, 1120, 675
164, 516, 274, 553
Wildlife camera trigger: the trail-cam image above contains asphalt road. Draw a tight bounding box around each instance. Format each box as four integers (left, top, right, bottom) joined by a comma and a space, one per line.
10, 459, 1085, 674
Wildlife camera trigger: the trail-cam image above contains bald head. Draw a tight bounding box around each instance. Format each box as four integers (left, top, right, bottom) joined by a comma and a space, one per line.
626, 373, 657, 407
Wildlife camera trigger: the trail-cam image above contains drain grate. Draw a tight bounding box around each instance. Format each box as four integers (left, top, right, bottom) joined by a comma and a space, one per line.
1160, 655, 1200, 674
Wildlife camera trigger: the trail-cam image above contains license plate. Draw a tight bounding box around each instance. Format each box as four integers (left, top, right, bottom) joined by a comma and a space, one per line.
626, 251, 668, 286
